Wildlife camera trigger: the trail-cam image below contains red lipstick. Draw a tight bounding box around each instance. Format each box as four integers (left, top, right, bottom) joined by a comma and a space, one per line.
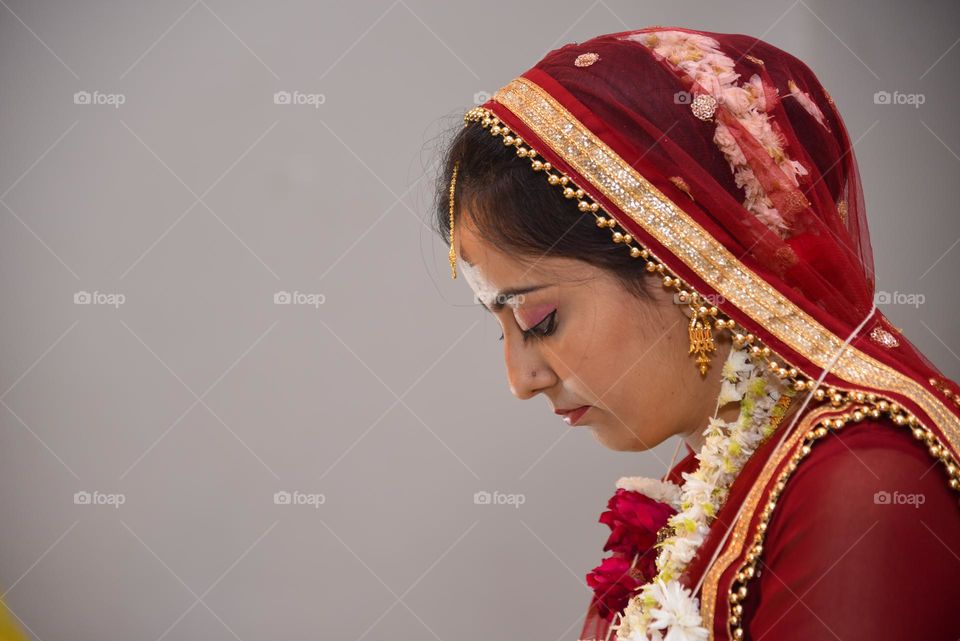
554, 405, 591, 426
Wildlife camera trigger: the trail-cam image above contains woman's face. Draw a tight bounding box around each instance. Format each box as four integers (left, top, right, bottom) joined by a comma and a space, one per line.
455, 213, 729, 452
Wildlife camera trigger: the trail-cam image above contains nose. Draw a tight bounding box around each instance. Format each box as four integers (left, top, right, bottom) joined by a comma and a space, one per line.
503, 335, 557, 400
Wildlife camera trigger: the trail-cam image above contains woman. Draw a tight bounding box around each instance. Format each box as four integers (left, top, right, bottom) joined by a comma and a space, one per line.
435, 27, 960, 641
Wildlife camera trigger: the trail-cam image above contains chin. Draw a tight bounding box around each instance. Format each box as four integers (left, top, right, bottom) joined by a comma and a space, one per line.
589, 424, 656, 452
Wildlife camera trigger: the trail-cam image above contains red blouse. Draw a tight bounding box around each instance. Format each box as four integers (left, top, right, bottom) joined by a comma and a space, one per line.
738, 418, 960, 640
578, 412, 960, 641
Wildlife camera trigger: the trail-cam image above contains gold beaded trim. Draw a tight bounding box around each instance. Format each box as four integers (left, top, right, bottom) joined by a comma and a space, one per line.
722, 395, 960, 640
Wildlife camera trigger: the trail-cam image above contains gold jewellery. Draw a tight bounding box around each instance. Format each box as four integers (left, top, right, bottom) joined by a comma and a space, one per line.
448, 160, 460, 279
688, 302, 718, 376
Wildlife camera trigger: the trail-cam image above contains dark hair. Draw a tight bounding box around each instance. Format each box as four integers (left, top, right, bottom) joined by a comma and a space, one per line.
433, 120, 655, 300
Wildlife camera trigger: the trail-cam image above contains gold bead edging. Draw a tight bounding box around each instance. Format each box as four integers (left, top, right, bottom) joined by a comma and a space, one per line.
724, 397, 960, 639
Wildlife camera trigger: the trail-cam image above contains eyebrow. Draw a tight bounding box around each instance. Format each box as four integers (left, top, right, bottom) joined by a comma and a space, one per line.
481, 285, 549, 313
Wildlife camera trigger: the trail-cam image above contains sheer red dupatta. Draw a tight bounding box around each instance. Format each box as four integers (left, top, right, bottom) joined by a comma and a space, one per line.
479, 24, 960, 471
469, 26, 960, 640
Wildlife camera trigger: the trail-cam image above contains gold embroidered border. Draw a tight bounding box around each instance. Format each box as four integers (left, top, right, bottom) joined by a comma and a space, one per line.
699, 404, 840, 638
492, 77, 960, 454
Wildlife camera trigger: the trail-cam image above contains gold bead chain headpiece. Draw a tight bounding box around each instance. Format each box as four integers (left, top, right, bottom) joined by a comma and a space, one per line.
448, 160, 460, 279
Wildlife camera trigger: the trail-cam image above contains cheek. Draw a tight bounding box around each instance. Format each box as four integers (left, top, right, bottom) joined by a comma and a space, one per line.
591, 306, 687, 419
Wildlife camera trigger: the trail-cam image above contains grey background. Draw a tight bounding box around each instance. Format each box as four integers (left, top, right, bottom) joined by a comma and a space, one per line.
0, 1, 958, 640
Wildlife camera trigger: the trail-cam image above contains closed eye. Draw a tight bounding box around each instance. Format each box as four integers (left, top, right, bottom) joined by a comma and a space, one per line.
498, 309, 558, 343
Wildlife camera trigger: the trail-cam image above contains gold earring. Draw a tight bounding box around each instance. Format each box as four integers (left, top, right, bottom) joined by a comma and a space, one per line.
448, 160, 460, 280
687, 296, 717, 376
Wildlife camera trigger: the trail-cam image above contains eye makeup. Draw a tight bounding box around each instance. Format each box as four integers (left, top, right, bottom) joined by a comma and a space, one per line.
498, 306, 559, 342
516, 304, 557, 333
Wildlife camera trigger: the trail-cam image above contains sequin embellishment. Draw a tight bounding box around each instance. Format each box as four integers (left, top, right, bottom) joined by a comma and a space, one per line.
870, 326, 900, 348
690, 93, 718, 121
574, 52, 600, 67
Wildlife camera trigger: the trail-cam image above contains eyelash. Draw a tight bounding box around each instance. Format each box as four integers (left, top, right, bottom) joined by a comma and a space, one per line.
499, 310, 559, 343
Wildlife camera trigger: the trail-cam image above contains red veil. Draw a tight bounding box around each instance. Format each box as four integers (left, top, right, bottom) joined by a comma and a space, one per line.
464, 27, 960, 640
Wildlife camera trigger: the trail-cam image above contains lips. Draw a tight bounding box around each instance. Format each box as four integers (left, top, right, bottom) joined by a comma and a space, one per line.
555, 405, 591, 426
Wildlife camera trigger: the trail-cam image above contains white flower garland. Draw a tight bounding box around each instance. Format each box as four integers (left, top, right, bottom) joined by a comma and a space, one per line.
611, 346, 794, 641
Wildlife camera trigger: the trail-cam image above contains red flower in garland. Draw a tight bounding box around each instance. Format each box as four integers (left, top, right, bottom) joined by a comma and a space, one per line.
585, 488, 678, 617
600, 488, 676, 556
585, 555, 643, 618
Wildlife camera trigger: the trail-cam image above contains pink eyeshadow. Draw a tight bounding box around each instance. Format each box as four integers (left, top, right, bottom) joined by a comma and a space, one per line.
516, 304, 555, 331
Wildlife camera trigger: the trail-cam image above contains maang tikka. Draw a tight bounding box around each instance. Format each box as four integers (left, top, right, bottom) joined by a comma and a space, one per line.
448, 160, 460, 279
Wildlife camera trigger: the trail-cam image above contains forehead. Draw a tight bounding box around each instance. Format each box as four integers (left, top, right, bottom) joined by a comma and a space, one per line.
457, 221, 526, 283
455, 215, 591, 310
456, 213, 565, 287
